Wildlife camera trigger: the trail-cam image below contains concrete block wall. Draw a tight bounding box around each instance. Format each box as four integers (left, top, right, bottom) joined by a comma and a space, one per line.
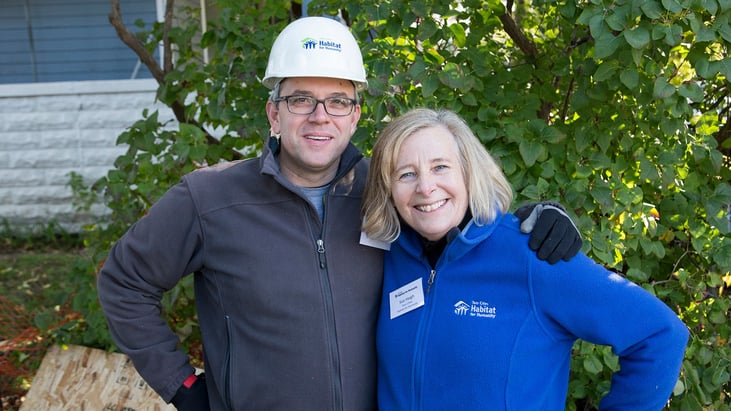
0, 79, 175, 233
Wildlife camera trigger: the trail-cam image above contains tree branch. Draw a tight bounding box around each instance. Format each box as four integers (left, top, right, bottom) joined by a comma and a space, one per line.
163, 0, 174, 73
108, 0, 243, 160
109, 0, 185, 121
498, 5, 545, 118
497, 11, 538, 58
109, 0, 165, 83
715, 109, 731, 162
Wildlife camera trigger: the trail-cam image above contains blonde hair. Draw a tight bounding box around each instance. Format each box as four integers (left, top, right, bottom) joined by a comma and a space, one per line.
361, 108, 513, 242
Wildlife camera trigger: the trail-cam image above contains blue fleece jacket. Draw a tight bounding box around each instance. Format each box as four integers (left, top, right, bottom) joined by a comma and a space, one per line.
377, 213, 688, 411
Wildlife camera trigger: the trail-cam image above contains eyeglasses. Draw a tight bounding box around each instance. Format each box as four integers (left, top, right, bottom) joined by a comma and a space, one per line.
273, 95, 357, 116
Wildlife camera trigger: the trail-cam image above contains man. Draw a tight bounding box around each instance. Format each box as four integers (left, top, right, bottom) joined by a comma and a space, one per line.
97, 16, 581, 411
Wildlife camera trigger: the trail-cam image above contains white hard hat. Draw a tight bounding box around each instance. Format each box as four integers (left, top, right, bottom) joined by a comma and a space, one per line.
262, 16, 368, 91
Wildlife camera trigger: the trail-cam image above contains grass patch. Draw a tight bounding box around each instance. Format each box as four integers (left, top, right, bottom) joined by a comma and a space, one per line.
0, 222, 87, 410
0, 221, 85, 310
0, 249, 85, 310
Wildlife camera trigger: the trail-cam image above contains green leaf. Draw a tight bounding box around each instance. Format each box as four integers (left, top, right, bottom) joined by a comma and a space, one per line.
417, 18, 439, 42
678, 82, 704, 102
620, 68, 640, 89
652, 24, 667, 41
661, 0, 684, 13
664, 24, 683, 46
541, 126, 565, 144
575, 129, 592, 153
408, 1, 428, 16
641, 0, 665, 18
521, 180, 551, 201
577, 6, 601, 25
689, 13, 718, 42
718, 22, 731, 43
559, 0, 576, 18
438, 62, 466, 89
632, 47, 644, 66
587, 13, 609, 39
672, 379, 686, 396
422, 74, 439, 97
605, 5, 631, 31
594, 61, 618, 81
652, 77, 675, 99
627, 267, 650, 282
710, 366, 730, 386
624, 27, 651, 49
583, 354, 603, 374
694, 56, 714, 78
601, 346, 620, 371
709, 308, 728, 324
640, 239, 666, 258
594, 32, 622, 59
718, 57, 731, 79
701, 0, 719, 13
448, 22, 467, 47
461, 92, 478, 106
486, 0, 506, 14
591, 186, 615, 209
519, 139, 545, 167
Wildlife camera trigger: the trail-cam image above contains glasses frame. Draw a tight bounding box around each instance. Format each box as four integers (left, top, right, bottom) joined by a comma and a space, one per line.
273, 95, 357, 117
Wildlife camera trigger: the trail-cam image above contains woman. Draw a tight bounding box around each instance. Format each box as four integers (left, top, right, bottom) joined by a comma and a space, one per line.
361, 108, 688, 410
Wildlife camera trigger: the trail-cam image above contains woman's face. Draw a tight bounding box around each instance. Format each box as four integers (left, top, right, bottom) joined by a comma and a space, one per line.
390, 125, 468, 241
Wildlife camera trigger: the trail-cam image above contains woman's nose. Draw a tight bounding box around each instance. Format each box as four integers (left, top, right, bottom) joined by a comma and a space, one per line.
416, 175, 436, 195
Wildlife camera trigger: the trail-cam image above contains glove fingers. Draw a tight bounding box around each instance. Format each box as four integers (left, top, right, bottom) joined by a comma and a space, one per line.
525, 205, 583, 264
563, 237, 583, 262
544, 223, 571, 264
514, 203, 536, 221
538, 221, 568, 264
527, 211, 556, 251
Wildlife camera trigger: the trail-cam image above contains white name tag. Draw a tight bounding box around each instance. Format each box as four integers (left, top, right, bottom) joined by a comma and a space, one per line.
389, 278, 425, 319
359, 231, 391, 251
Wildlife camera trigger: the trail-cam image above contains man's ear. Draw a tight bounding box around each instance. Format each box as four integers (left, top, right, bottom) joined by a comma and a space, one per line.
266, 100, 280, 134
350, 104, 361, 135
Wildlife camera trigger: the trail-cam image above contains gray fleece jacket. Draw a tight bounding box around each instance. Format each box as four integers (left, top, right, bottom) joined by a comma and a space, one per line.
97, 138, 384, 410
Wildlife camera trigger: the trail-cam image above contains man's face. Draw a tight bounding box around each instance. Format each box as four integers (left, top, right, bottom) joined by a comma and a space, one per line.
266, 77, 361, 187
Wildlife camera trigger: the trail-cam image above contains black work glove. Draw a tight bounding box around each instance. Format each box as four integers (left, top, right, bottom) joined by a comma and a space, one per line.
515, 202, 582, 264
171, 373, 210, 411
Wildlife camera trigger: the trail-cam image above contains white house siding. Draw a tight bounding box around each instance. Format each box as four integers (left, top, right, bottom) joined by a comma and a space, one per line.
0, 79, 174, 232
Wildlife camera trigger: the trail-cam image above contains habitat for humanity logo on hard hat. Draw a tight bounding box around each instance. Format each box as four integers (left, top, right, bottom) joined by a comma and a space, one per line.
301, 37, 342, 52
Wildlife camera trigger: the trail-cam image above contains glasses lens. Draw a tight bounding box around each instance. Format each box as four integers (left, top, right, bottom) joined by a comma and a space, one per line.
324, 98, 353, 116
283, 96, 354, 116
287, 96, 317, 114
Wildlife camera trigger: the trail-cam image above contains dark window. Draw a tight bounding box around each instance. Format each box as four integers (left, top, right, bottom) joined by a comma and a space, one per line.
0, 0, 157, 84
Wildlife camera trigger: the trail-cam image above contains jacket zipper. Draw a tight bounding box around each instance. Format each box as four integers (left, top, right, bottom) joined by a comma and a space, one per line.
316, 237, 343, 409
413, 266, 438, 409
223, 315, 234, 410
320, 189, 343, 410
317, 239, 326, 267
426, 269, 437, 294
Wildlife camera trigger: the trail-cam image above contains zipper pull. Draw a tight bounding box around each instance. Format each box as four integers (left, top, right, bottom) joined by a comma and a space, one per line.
317, 239, 326, 268
426, 269, 436, 294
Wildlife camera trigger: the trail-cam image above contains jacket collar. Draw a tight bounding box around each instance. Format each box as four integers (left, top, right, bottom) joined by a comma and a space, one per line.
397, 212, 506, 266
259, 135, 364, 186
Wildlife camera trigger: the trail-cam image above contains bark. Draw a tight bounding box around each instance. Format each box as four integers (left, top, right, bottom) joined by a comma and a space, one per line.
109, 0, 165, 83
108, 0, 241, 158
497, 11, 538, 58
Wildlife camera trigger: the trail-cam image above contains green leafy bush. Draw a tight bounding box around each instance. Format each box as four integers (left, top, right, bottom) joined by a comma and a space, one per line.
66, 0, 729, 409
